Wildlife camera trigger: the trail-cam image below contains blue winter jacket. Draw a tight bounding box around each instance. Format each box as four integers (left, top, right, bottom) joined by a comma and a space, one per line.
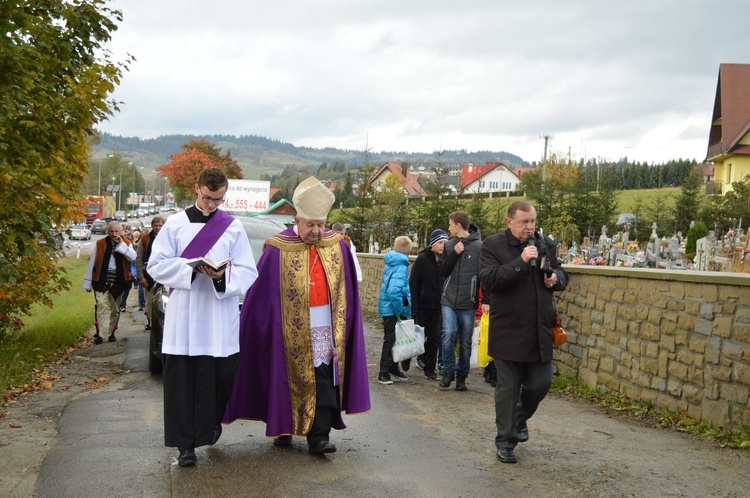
378, 250, 412, 318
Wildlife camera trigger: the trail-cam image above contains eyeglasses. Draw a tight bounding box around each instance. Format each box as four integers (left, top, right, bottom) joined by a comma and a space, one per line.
201, 195, 225, 206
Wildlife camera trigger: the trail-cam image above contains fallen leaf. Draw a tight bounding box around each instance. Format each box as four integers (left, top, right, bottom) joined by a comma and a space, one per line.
95, 377, 112, 383
58, 386, 69, 391
9, 423, 22, 429
2, 393, 12, 401
39, 381, 53, 390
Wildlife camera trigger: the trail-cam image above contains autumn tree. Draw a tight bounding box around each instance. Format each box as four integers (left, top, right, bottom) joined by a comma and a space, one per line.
0, 2, 128, 336
156, 138, 243, 203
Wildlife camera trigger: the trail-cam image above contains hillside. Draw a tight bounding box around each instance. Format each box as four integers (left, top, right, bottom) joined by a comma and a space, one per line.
91, 133, 529, 178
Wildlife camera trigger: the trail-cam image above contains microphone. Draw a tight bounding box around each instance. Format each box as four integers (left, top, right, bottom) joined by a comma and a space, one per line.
527, 235, 537, 268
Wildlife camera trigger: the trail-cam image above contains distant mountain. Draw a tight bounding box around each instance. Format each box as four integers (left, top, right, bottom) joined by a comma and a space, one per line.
92, 133, 529, 177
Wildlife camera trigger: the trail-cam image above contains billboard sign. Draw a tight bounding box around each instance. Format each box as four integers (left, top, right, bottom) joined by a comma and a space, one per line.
222, 179, 271, 213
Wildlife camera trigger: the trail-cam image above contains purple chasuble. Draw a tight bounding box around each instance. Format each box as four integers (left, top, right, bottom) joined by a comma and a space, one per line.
222, 227, 371, 436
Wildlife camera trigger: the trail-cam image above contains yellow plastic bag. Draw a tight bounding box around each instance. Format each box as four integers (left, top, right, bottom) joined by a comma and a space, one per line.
477, 313, 493, 366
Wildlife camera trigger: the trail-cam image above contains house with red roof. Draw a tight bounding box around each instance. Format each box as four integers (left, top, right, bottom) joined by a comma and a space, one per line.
369, 162, 427, 197
460, 161, 521, 195
706, 63, 750, 196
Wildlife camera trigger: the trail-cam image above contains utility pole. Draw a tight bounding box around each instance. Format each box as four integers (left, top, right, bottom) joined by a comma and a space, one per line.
540, 134, 552, 195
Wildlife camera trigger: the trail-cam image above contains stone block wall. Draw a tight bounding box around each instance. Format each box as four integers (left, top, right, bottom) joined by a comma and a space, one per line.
357, 253, 750, 429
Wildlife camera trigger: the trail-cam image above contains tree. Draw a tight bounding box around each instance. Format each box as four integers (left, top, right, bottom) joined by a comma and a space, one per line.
673, 166, 704, 235
0, 2, 129, 336
721, 175, 750, 231
156, 139, 242, 204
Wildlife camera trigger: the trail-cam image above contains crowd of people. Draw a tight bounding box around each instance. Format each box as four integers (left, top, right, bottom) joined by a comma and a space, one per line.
83, 171, 569, 467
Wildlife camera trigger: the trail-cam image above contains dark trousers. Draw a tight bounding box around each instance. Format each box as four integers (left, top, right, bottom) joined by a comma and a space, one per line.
162, 353, 239, 449
379, 315, 398, 374
308, 362, 339, 445
493, 359, 552, 450
416, 308, 442, 375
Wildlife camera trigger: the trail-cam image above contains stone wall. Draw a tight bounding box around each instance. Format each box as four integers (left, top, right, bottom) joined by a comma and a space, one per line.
356, 253, 750, 429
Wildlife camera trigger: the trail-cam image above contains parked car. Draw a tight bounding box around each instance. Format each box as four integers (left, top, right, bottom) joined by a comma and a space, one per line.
148, 216, 287, 374
129, 220, 145, 231
69, 224, 92, 240
90, 219, 107, 234
128, 210, 140, 219
114, 210, 127, 222
39, 229, 65, 250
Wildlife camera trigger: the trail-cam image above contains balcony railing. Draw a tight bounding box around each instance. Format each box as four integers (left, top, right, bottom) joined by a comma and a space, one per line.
707, 141, 724, 159
706, 180, 723, 195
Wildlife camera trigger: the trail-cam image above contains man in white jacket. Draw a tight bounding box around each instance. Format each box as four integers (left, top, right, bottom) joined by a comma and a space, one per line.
82, 221, 136, 344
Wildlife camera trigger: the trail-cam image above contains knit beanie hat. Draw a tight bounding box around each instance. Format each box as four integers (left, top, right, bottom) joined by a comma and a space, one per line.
429, 229, 449, 247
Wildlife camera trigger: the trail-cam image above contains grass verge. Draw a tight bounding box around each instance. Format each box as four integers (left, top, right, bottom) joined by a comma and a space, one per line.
550, 374, 750, 451
0, 256, 92, 403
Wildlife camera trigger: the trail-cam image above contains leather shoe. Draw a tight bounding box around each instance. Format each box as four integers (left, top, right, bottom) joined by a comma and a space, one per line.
273, 435, 293, 446
497, 447, 517, 463
439, 373, 455, 388
210, 424, 222, 445
308, 441, 336, 454
93, 334, 103, 345
455, 378, 467, 391
178, 447, 197, 466
517, 425, 529, 443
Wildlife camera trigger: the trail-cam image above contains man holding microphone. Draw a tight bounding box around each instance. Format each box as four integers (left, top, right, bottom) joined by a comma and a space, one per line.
479, 201, 569, 464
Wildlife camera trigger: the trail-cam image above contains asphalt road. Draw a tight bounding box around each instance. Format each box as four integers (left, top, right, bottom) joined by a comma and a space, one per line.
34, 316, 750, 497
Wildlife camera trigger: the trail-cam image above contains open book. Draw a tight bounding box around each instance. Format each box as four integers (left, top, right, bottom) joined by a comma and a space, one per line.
186, 256, 232, 272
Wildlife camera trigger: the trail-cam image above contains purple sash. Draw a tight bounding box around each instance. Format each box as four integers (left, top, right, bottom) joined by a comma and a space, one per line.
169, 209, 234, 296
181, 209, 234, 259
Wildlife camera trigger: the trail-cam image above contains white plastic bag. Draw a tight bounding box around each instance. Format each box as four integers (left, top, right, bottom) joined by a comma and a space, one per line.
470, 323, 480, 369
392, 319, 426, 362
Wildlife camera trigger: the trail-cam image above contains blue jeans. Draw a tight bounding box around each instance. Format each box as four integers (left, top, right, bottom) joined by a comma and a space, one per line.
441, 306, 475, 380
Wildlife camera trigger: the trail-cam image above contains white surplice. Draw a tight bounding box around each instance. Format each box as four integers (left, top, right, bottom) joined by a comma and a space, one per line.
147, 210, 258, 357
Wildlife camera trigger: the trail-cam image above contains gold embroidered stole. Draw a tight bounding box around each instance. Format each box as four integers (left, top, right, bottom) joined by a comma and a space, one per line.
266, 231, 347, 435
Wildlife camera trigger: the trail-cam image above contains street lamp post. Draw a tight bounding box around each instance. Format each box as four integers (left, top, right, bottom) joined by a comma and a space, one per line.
128, 161, 138, 209
117, 161, 124, 211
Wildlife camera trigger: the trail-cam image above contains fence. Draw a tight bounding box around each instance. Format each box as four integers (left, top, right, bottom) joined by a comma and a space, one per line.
356, 253, 750, 429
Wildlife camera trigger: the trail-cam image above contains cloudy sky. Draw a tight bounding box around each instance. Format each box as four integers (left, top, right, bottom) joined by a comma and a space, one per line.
101, 0, 750, 165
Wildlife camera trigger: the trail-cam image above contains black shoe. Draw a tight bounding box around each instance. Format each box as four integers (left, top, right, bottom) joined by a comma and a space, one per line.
273, 435, 293, 446
308, 441, 336, 454
145, 324, 151, 331
497, 447, 517, 463
400, 359, 411, 372
455, 378, 467, 391
439, 373, 455, 388
416, 358, 425, 370
517, 425, 529, 443
389, 368, 409, 382
119, 307, 126, 312
424, 371, 438, 381
138, 307, 145, 311
211, 424, 222, 445
93, 334, 103, 345
178, 447, 197, 466
377, 373, 393, 385
108, 334, 117, 342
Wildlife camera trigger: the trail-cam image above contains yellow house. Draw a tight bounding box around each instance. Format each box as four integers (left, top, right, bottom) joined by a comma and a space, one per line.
706, 63, 750, 195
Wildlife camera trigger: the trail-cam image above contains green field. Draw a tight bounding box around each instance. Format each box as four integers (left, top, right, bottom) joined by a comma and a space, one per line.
614, 187, 681, 214
0, 257, 92, 399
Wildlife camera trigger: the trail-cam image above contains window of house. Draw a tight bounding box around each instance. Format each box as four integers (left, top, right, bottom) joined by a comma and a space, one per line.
489, 181, 498, 189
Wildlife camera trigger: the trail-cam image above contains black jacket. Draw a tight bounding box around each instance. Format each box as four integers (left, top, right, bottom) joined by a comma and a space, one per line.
439, 223, 482, 310
478, 229, 569, 363
409, 246, 444, 317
